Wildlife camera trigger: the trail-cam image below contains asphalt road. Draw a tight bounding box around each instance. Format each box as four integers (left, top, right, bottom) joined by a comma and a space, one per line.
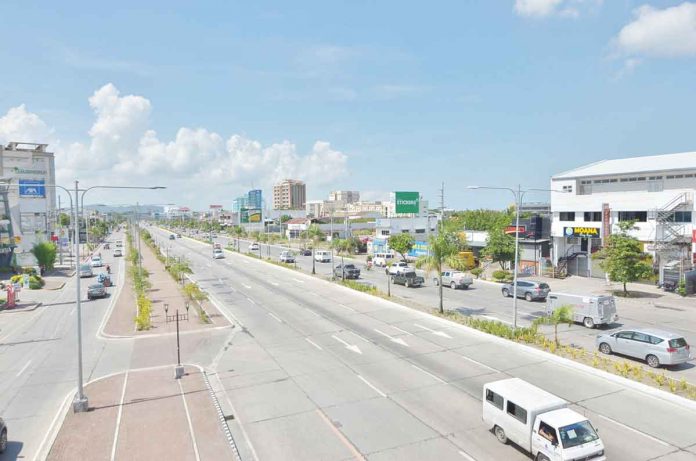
153, 226, 696, 461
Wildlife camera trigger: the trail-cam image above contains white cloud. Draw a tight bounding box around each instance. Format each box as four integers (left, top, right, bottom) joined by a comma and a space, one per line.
615, 3, 696, 58
0, 83, 349, 207
514, 0, 602, 18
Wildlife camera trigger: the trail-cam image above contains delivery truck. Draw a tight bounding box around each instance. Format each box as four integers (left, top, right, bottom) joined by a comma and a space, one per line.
483, 378, 606, 461
546, 292, 618, 329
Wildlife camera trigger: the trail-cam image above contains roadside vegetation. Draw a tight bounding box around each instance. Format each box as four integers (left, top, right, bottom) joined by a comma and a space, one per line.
126, 230, 153, 331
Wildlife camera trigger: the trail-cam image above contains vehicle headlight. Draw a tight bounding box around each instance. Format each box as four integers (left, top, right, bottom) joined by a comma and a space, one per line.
597, 450, 604, 456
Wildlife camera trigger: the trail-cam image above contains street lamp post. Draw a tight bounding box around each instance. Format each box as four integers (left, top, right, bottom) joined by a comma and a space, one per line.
467, 185, 564, 330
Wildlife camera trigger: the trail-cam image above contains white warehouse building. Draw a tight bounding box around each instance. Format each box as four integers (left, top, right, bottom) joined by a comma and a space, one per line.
550, 151, 695, 279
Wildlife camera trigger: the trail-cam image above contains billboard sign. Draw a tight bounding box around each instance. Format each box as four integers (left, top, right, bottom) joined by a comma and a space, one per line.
395, 191, 419, 214
19, 179, 46, 197
407, 240, 429, 258
504, 225, 526, 235
248, 209, 262, 223
564, 226, 600, 239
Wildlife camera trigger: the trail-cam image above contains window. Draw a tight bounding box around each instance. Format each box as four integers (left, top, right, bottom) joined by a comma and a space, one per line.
415, 229, 425, 234
584, 212, 602, 222
666, 175, 675, 179
562, 185, 573, 192
559, 212, 575, 221
673, 211, 692, 223
485, 389, 503, 410
675, 175, 684, 179
616, 331, 634, 339
649, 336, 664, 345
401, 229, 410, 233
669, 338, 688, 348
380, 230, 390, 236
686, 174, 694, 178
620, 178, 629, 182
632, 332, 650, 343
507, 400, 527, 424
618, 211, 647, 222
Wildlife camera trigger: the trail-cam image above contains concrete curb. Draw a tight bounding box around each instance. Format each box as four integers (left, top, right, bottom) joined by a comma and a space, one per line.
44, 282, 67, 291
0, 302, 42, 313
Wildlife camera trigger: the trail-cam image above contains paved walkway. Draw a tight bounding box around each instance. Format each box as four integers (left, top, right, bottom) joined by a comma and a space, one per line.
48, 365, 236, 461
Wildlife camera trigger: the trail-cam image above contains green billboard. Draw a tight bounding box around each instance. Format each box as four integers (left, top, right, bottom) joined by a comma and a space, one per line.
395, 191, 420, 214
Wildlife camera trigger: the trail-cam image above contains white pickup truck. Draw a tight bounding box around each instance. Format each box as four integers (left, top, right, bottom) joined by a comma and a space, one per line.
434, 270, 473, 290
386, 261, 410, 275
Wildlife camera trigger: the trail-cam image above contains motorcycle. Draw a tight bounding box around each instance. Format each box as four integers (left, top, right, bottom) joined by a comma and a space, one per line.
106, 264, 111, 274
365, 261, 373, 271
662, 280, 677, 292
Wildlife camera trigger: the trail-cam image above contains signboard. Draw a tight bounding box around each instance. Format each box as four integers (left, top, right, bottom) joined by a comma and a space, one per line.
209, 205, 223, 209
19, 179, 46, 197
564, 226, 600, 239
504, 225, 526, 235
602, 203, 611, 242
407, 240, 429, 258
395, 191, 420, 214
248, 209, 262, 223
693, 230, 696, 243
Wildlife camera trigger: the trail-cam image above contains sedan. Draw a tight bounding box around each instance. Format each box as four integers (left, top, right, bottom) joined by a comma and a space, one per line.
596, 328, 691, 368
249, 242, 260, 252
91, 256, 103, 267
87, 283, 107, 300
501, 280, 550, 301
113, 249, 123, 257
300, 248, 312, 256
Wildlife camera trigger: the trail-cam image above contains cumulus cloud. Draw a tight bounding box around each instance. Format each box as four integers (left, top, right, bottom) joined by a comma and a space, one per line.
514, 0, 602, 18
0, 83, 349, 206
615, 3, 696, 58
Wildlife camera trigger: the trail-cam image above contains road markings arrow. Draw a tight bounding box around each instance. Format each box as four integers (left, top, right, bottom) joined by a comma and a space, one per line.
331, 335, 362, 354
374, 328, 409, 347
414, 323, 452, 339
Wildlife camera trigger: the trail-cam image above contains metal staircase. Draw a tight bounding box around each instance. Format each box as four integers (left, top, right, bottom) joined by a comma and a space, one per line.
654, 192, 693, 250
554, 246, 585, 278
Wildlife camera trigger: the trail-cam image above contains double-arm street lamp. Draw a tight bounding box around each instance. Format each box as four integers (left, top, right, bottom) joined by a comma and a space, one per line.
467, 185, 564, 330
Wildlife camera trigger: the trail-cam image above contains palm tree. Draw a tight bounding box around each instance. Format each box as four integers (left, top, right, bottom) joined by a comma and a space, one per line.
306, 224, 324, 274
534, 305, 573, 345
415, 232, 459, 314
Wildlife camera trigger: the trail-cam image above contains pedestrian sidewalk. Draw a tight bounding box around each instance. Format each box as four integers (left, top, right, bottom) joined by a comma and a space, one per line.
104, 235, 230, 336
47, 365, 237, 461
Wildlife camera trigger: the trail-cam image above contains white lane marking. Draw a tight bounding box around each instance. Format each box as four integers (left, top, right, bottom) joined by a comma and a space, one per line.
16, 360, 32, 377
268, 312, 283, 323
596, 414, 670, 447
458, 450, 477, 461
414, 323, 452, 338
70, 307, 76, 316
246, 297, 256, 305
337, 304, 356, 313
241, 283, 252, 290
331, 335, 362, 354
374, 328, 409, 347
457, 353, 500, 373
479, 314, 512, 325
305, 338, 323, 350
305, 309, 320, 317
242, 260, 250, 264
270, 282, 279, 286
293, 278, 305, 284
411, 364, 447, 384
316, 409, 366, 461
357, 375, 386, 398
350, 331, 370, 343
110, 371, 129, 461
178, 378, 202, 461
390, 325, 413, 336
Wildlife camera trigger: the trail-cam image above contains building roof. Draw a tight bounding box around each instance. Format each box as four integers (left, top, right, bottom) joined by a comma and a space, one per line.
286, 218, 309, 224
553, 151, 696, 179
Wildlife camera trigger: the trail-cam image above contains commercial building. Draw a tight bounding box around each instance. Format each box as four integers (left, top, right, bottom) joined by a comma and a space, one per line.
550, 151, 695, 280
1, 142, 57, 267
273, 179, 306, 210
247, 189, 263, 209
328, 190, 360, 204
232, 195, 248, 213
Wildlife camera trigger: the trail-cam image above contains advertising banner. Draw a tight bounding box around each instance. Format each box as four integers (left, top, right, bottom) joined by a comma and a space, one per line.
248, 209, 262, 223
407, 240, 429, 258
564, 226, 601, 239
395, 191, 419, 214
19, 179, 46, 197
504, 225, 526, 235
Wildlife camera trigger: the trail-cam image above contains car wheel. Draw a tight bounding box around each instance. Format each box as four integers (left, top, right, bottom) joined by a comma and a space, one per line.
494, 425, 508, 444
646, 354, 660, 368
525, 292, 533, 302
450, 282, 457, 290
0, 428, 7, 453
535, 454, 550, 461
599, 342, 612, 355
502, 288, 509, 297
583, 317, 595, 329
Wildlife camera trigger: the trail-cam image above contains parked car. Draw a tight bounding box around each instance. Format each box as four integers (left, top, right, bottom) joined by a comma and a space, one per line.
435, 271, 473, 289
79, 264, 93, 278
87, 283, 107, 300
547, 292, 618, 328
334, 263, 360, 279
596, 328, 691, 368
213, 248, 224, 259
169, 234, 176, 240
176, 233, 182, 238
91, 256, 103, 267
386, 261, 410, 275
249, 242, 260, 251
392, 271, 424, 288
483, 378, 605, 461
113, 249, 123, 257
501, 280, 550, 301
314, 250, 331, 262
300, 248, 312, 256
372, 252, 395, 267
0, 417, 6, 453
115, 240, 123, 248
279, 251, 296, 263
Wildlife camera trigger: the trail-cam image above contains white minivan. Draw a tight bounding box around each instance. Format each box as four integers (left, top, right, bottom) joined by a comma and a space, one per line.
372, 252, 394, 267
314, 250, 331, 263
483, 378, 605, 461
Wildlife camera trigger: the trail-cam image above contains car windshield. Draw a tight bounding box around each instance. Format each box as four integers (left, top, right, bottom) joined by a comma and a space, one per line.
669, 338, 688, 348
404, 272, 417, 277
344, 265, 355, 269
559, 420, 600, 449
89, 284, 103, 289
80, 264, 91, 271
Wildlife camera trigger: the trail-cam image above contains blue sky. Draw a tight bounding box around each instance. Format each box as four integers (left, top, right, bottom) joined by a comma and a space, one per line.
0, 0, 694, 209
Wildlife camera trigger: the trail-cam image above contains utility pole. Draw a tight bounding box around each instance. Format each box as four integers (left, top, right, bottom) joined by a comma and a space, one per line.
439, 181, 445, 233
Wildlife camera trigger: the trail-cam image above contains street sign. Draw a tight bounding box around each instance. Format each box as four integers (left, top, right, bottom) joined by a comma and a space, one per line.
564, 226, 600, 238
395, 191, 419, 214
18, 179, 46, 197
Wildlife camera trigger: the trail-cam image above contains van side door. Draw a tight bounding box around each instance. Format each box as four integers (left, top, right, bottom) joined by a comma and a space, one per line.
531, 419, 561, 460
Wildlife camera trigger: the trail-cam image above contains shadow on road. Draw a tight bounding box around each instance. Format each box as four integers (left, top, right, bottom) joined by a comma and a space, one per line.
2, 440, 24, 460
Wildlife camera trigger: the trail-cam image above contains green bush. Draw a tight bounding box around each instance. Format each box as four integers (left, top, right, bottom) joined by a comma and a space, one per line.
135, 294, 152, 330
342, 279, 378, 294
28, 275, 45, 289
470, 268, 484, 279
492, 270, 510, 281
22, 267, 38, 276
31, 242, 58, 271
677, 280, 687, 297
10, 274, 23, 283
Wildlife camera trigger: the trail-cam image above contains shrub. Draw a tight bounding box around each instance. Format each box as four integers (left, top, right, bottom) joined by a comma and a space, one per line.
470, 268, 484, 279
135, 294, 152, 330
492, 270, 510, 281
31, 242, 58, 271
28, 275, 45, 289
677, 280, 687, 297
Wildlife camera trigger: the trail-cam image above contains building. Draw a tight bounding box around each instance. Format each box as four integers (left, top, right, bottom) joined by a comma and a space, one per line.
346, 200, 391, 217
247, 189, 263, 209
550, 151, 696, 279
329, 190, 360, 204
519, 202, 551, 216
232, 195, 248, 213
273, 179, 306, 210
0, 142, 57, 267
387, 193, 429, 218
306, 200, 325, 218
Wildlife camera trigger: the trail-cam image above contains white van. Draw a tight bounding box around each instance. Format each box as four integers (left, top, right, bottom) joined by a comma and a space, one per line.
314, 250, 331, 263
546, 292, 618, 329
483, 378, 605, 461
372, 252, 394, 267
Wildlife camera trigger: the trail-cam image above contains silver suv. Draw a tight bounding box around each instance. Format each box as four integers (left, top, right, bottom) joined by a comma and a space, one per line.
596, 328, 691, 368
501, 280, 550, 301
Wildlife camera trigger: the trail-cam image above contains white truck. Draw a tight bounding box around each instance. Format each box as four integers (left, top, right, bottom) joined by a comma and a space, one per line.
483, 378, 606, 461
434, 270, 473, 290
546, 292, 618, 329
386, 261, 410, 275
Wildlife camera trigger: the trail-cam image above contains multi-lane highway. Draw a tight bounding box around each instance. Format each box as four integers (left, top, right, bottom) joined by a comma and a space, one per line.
153, 226, 696, 461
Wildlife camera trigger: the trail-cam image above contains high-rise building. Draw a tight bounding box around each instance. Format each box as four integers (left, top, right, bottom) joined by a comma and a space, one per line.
328, 190, 360, 204
247, 189, 263, 209
273, 179, 306, 210
232, 195, 248, 213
